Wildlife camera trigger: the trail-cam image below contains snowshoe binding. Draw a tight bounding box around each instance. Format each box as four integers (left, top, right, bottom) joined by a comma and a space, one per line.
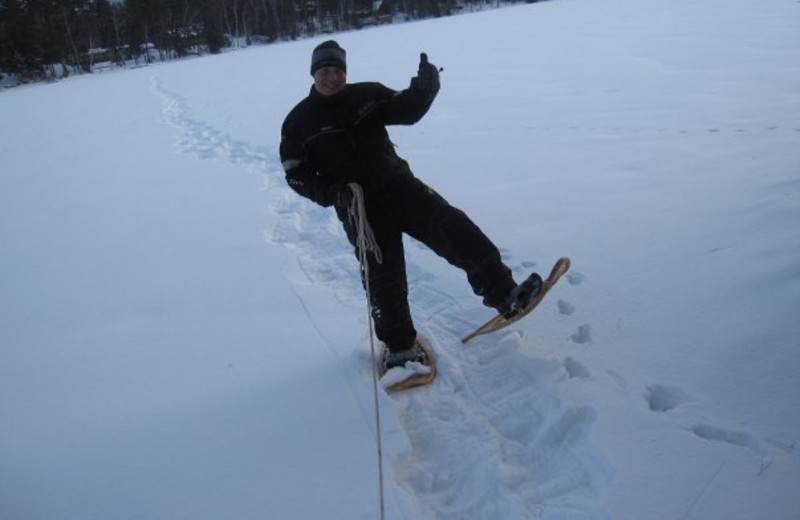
501, 272, 544, 319
380, 338, 436, 392
462, 257, 571, 343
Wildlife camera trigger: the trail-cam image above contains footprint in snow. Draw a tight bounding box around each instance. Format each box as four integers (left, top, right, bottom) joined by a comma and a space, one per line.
566, 271, 585, 286
507, 259, 537, 277
645, 384, 692, 412
152, 74, 272, 169
571, 324, 592, 344
557, 299, 576, 316
690, 423, 769, 459
563, 357, 591, 379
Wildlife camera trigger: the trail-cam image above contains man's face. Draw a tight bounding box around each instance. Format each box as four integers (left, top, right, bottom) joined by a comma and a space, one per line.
313, 66, 346, 96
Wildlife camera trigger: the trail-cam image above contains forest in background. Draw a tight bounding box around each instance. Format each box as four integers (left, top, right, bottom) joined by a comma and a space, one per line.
0, 0, 545, 83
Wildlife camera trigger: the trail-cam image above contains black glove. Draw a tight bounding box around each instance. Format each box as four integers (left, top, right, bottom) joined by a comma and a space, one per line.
412, 52, 440, 93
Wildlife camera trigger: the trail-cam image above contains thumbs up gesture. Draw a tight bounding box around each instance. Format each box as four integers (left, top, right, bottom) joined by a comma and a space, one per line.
413, 52, 440, 93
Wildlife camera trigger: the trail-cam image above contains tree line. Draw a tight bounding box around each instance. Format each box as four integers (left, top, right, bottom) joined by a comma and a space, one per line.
0, 0, 544, 82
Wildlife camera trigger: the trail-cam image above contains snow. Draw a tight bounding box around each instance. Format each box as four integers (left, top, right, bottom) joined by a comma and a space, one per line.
1, 0, 799, 518
381, 363, 433, 390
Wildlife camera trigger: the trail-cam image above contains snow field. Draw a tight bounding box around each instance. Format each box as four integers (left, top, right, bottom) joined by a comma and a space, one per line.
2, 0, 799, 518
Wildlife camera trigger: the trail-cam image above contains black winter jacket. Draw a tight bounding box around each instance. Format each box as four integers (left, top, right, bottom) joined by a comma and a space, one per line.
280, 81, 438, 207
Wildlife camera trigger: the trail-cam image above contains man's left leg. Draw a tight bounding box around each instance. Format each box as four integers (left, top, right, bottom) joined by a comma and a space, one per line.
397, 178, 518, 312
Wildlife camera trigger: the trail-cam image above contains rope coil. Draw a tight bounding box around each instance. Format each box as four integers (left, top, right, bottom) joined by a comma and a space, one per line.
346, 183, 382, 265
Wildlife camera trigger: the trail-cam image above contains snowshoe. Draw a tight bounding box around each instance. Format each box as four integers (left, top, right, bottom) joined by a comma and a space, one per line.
380, 338, 437, 392
462, 257, 570, 343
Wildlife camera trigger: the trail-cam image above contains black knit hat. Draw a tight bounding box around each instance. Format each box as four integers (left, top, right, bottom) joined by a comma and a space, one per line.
310, 40, 347, 75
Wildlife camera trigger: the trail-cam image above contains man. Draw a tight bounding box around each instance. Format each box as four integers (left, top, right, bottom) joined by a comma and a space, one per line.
280, 40, 541, 375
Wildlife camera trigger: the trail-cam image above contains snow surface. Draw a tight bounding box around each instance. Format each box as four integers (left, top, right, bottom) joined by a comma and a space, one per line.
2, 0, 799, 518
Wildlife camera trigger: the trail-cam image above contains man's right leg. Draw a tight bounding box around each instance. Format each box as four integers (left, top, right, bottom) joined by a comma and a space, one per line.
337, 207, 417, 353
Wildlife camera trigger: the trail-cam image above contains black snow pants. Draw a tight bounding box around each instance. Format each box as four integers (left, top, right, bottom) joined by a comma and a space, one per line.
337, 176, 515, 352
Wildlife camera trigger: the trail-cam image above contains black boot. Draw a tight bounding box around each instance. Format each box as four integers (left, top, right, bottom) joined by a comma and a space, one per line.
382, 340, 429, 372
500, 272, 543, 319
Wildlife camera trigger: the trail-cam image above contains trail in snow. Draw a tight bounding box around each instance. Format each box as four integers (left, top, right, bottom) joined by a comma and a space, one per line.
151, 71, 613, 517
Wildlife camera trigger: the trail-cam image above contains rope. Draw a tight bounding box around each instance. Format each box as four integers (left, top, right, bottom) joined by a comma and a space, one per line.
347, 183, 382, 264
346, 182, 385, 520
